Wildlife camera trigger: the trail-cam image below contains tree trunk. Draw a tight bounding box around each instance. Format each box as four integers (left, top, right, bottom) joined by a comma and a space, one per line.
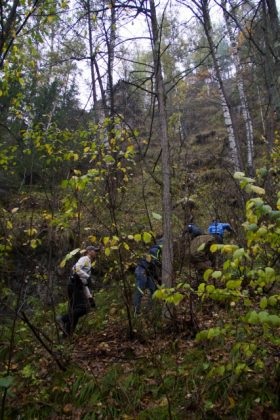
149, 0, 173, 288
261, 0, 280, 148
86, 0, 98, 110
201, 0, 241, 172
222, 0, 254, 175
106, 0, 116, 118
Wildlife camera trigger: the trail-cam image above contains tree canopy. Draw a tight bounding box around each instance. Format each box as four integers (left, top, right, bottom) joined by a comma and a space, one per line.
0, 0, 279, 418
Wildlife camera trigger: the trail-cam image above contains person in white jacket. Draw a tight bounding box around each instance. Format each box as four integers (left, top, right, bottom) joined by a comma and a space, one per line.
72, 245, 100, 307
57, 245, 100, 336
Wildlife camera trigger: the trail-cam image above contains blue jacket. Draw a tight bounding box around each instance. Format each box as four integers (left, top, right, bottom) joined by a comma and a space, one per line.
208, 222, 232, 238
136, 244, 162, 283
149, 244, 162, 260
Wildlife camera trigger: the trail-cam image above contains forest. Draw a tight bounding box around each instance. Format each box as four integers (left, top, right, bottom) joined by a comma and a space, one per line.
0, 0, 279, 418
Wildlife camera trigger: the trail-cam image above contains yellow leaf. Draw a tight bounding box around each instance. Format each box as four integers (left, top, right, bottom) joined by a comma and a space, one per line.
222, 244, 238, 253
134, 234, 142, 242
103, 237, 110, 245
143, 232, 152, 243
105, 248, 111, 256
30, 239, 38, 249
24, 228, 37, 236
228, 396, 235, 409
250, 185, 265, 195
45, 144, 53, 154
47, 15, 56, 23
6, 221, 13, 229
210, 243, 220, 253
11, 207, 19, 214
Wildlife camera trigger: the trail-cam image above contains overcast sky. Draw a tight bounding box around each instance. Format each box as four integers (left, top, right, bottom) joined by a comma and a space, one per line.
77, 0, 280, 109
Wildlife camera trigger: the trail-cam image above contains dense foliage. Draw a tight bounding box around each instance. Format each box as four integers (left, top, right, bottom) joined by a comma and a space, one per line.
0, 0, 279, 418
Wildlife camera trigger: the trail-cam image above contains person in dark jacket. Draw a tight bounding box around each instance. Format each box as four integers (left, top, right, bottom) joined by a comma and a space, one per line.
184, 223, 204, 238
57, 245, 100, 336
133, 244, 162, 315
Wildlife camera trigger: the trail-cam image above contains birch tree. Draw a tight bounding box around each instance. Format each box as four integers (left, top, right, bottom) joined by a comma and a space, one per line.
225, 0, 280, 147
180, 0, 241, 172
221, 0, 254, 175
260, 0, 280, 147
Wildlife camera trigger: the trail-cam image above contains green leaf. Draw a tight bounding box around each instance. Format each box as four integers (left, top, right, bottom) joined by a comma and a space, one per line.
246, 310, 259, 324
196, 330, 208, 341
235, 363, 247, 375
206, 284, 215, 293
246, 223, 258, 232
103, 155, 115, 164
0, 376, 13, 388
254, 359, 264, 370
198, 283, 205, 293
257, 226, 267, 236
59, 248, 80, 268
207, 327, 222, 340
265, 267, 275, 282
151, 212, 162, 220
259, 297, 267, 309
172, 292, 184, 305
268, 315, 280, 327
203, 269, 213, 281
233, 248, 246, 259
212, 271, 222, 279
268, 296, 278, 306
258, 311, 269, 323
226, 280, 242, 289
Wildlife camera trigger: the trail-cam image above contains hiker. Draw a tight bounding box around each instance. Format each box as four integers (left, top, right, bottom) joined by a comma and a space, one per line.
133, 244, 162, 315
207, 220, 234, 243
57, 245, 101, 336
184, 223, 204, 238
185, 223, 216, 276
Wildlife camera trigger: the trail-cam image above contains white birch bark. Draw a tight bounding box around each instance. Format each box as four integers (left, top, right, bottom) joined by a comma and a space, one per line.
200, 0, 241, 172
222, 0, 254, 175
220, 95, 240, 170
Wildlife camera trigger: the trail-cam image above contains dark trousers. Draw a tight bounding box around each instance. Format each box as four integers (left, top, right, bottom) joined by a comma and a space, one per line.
61, 307, 87, 335
133, 266, 157, 314
61, 282, 88, 335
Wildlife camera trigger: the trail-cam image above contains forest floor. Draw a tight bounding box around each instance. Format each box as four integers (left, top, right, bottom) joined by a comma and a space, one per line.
5, 288, 280, 419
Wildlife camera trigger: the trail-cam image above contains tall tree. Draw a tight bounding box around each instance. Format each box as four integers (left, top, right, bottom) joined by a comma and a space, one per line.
180, 0, 241, 172
226, 0, 280, 146
221, 0, 255, 175
0, 0, 41, 69
149, 0, 173, 288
